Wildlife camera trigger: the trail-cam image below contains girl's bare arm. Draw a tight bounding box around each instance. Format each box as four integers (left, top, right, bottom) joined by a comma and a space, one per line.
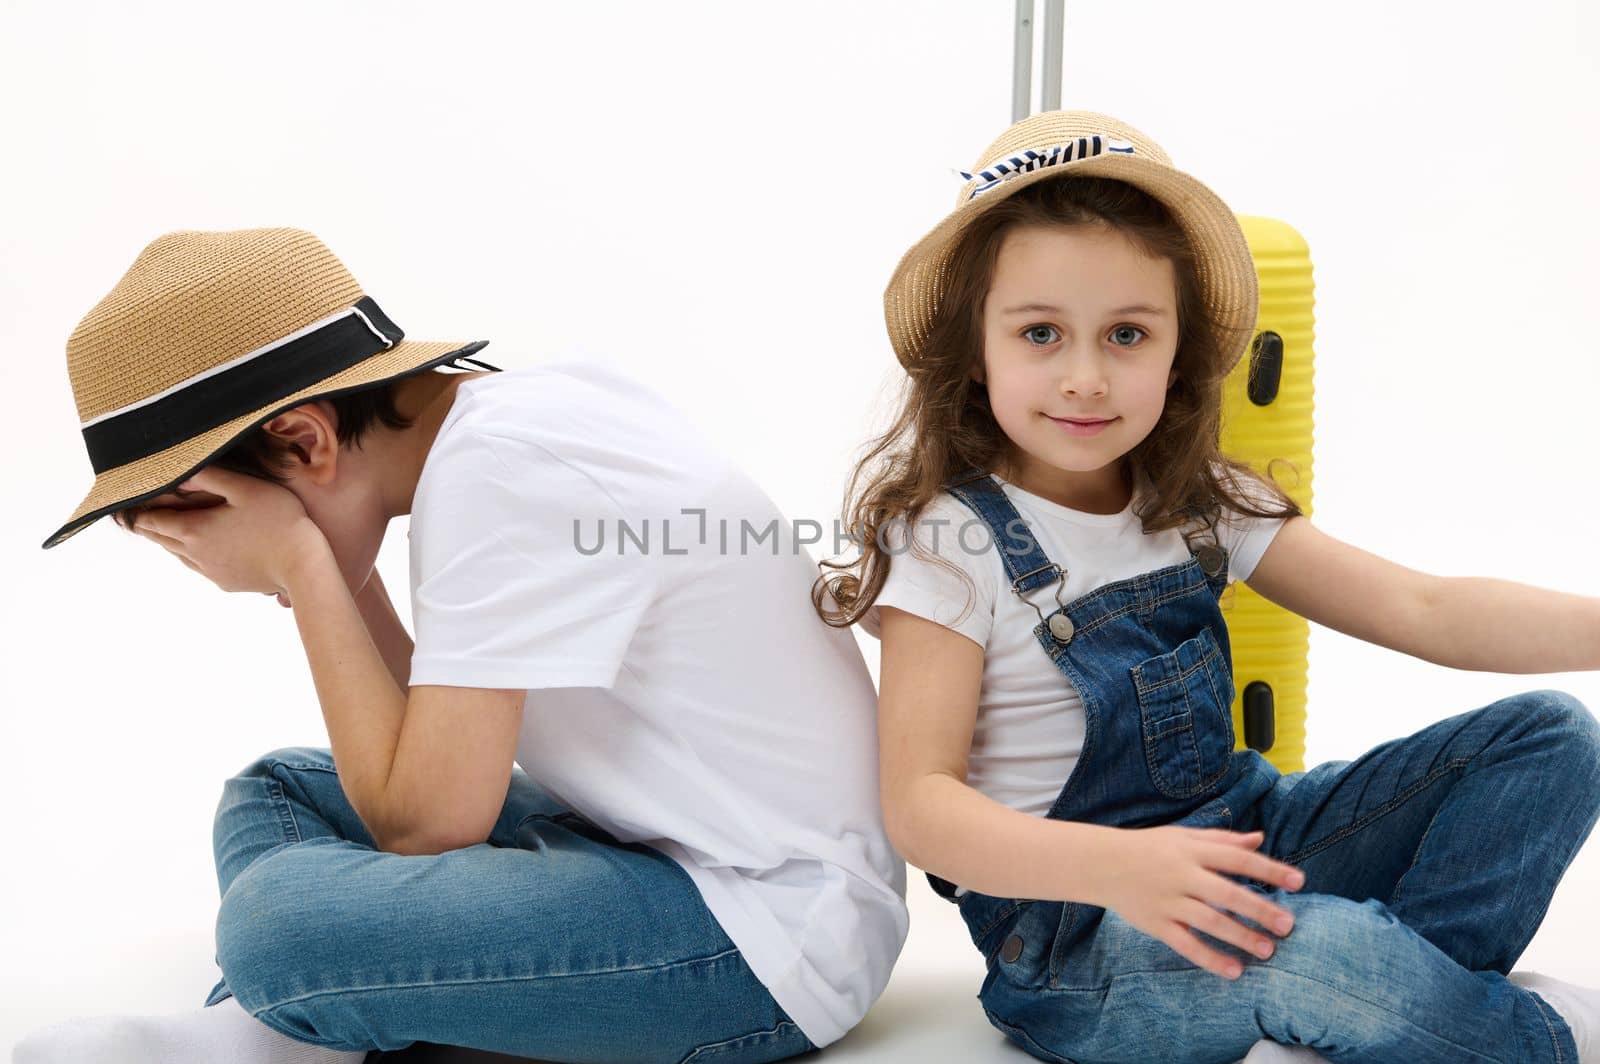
876, 604, 1122, 904
1241, 514, 1600, 673
878, 604, 1306, 979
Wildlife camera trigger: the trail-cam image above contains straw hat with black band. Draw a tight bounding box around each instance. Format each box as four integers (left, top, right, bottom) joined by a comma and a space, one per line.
882, 108, 1259, 376
42, 227, 500, 550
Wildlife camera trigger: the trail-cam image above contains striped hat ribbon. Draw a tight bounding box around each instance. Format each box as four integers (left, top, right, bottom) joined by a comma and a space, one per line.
958, 136, 1136, 199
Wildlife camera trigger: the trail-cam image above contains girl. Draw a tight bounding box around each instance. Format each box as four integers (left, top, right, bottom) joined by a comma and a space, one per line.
815, 109, 1600, 1063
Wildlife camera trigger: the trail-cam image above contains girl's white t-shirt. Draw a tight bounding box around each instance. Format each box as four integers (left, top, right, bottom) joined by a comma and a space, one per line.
859, 467, 1290, 891
405, 353, 908, 1048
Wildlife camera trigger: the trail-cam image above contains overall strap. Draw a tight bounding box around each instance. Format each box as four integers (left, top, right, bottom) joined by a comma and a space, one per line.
942, 466, 1062, 598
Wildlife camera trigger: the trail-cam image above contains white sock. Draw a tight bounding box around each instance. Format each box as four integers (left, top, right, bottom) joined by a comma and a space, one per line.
1510, 969, 1600, 1062
1235, 1038, 1328, 1062
10, 994, 368, 1064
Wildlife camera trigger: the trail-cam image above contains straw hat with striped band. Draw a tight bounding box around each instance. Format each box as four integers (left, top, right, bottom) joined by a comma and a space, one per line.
42, 227, 499, 550
883, 109, 1258, 375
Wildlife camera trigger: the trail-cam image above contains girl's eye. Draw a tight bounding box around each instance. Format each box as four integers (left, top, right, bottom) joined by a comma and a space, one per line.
1021, 324, 1148, 347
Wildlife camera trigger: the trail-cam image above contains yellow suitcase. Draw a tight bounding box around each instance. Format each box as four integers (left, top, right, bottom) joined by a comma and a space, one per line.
1219, 215, 1316, 775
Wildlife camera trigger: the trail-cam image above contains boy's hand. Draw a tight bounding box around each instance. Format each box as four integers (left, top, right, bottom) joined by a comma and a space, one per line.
1090, 825, 1304, 980
117, 466, 328, 601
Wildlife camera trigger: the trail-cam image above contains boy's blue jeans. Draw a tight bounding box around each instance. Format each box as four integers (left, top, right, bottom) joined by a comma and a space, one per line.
202, 746, 817, 1064
979, 690, 1600, 1063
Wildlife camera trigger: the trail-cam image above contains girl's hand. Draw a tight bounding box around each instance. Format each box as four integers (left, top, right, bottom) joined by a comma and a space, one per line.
1094, 825, 1304, 980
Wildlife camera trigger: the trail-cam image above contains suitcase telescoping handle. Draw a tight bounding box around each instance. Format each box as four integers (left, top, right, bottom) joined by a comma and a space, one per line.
1012, 0, 1066, 122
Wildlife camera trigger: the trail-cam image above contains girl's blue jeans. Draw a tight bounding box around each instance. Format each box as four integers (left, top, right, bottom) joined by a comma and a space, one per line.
202, 746, 818, 1064
980, 690, 1600, 1063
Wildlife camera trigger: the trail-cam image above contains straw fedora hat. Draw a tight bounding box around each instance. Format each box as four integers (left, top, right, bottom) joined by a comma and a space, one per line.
42, 227, 498, 550
883, 109, 1259, 375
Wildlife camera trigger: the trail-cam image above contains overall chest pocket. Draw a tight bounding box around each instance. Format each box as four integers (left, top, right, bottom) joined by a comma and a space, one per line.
1129, 625, 1236, 800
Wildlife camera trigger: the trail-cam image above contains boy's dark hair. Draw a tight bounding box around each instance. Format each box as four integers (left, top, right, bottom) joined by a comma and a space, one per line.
117, 376, 417, 533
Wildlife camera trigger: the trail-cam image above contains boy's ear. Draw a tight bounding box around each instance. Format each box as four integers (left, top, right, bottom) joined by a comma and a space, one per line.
263, 403, 337, 465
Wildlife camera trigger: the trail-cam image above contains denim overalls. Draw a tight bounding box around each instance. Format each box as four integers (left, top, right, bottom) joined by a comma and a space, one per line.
929, 468, 1276, 975
923, 467, 1600, 1063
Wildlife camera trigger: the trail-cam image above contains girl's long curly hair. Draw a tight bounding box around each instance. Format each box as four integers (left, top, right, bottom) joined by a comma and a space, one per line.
812, 174, 1303, 628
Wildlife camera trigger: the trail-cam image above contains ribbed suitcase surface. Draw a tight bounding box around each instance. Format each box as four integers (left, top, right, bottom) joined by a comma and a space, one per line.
1219, 214, 1316, 774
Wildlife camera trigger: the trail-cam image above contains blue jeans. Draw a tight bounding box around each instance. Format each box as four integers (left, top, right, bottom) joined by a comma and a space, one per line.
980, 690, 1600, 1063
202, 746, 819, 1064
932, 468, 1600, 1062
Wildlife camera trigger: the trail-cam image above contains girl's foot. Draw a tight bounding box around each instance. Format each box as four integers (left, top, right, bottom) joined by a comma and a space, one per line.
10, 994, 367, 1064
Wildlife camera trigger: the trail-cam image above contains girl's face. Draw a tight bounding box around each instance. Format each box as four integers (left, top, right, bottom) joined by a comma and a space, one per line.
977, 222, 1180, 513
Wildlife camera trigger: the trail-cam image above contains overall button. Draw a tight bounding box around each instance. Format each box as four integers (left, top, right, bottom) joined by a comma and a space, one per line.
1001, 934, 1024, 963
1048, 613, 1075, 643
1196, 545, 1225, 578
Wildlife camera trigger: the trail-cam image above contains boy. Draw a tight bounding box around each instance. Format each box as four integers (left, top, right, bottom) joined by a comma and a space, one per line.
21, 228, 907, 1063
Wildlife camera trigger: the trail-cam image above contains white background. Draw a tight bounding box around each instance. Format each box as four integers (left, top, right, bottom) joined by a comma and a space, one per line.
3, 1, 1598, 1060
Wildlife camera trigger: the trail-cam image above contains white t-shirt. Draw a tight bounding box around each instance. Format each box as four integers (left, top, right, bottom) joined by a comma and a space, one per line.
859, 467, 1289, 891
406, 353, 908, 1048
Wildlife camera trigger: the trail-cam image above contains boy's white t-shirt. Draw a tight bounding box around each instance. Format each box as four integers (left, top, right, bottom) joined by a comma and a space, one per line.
859, 467, 1290, 891
405, 353, 908, 1048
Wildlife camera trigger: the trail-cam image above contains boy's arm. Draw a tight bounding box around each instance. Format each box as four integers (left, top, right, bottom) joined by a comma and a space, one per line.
355, 566, 413, 695
282, 543, 523, 856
